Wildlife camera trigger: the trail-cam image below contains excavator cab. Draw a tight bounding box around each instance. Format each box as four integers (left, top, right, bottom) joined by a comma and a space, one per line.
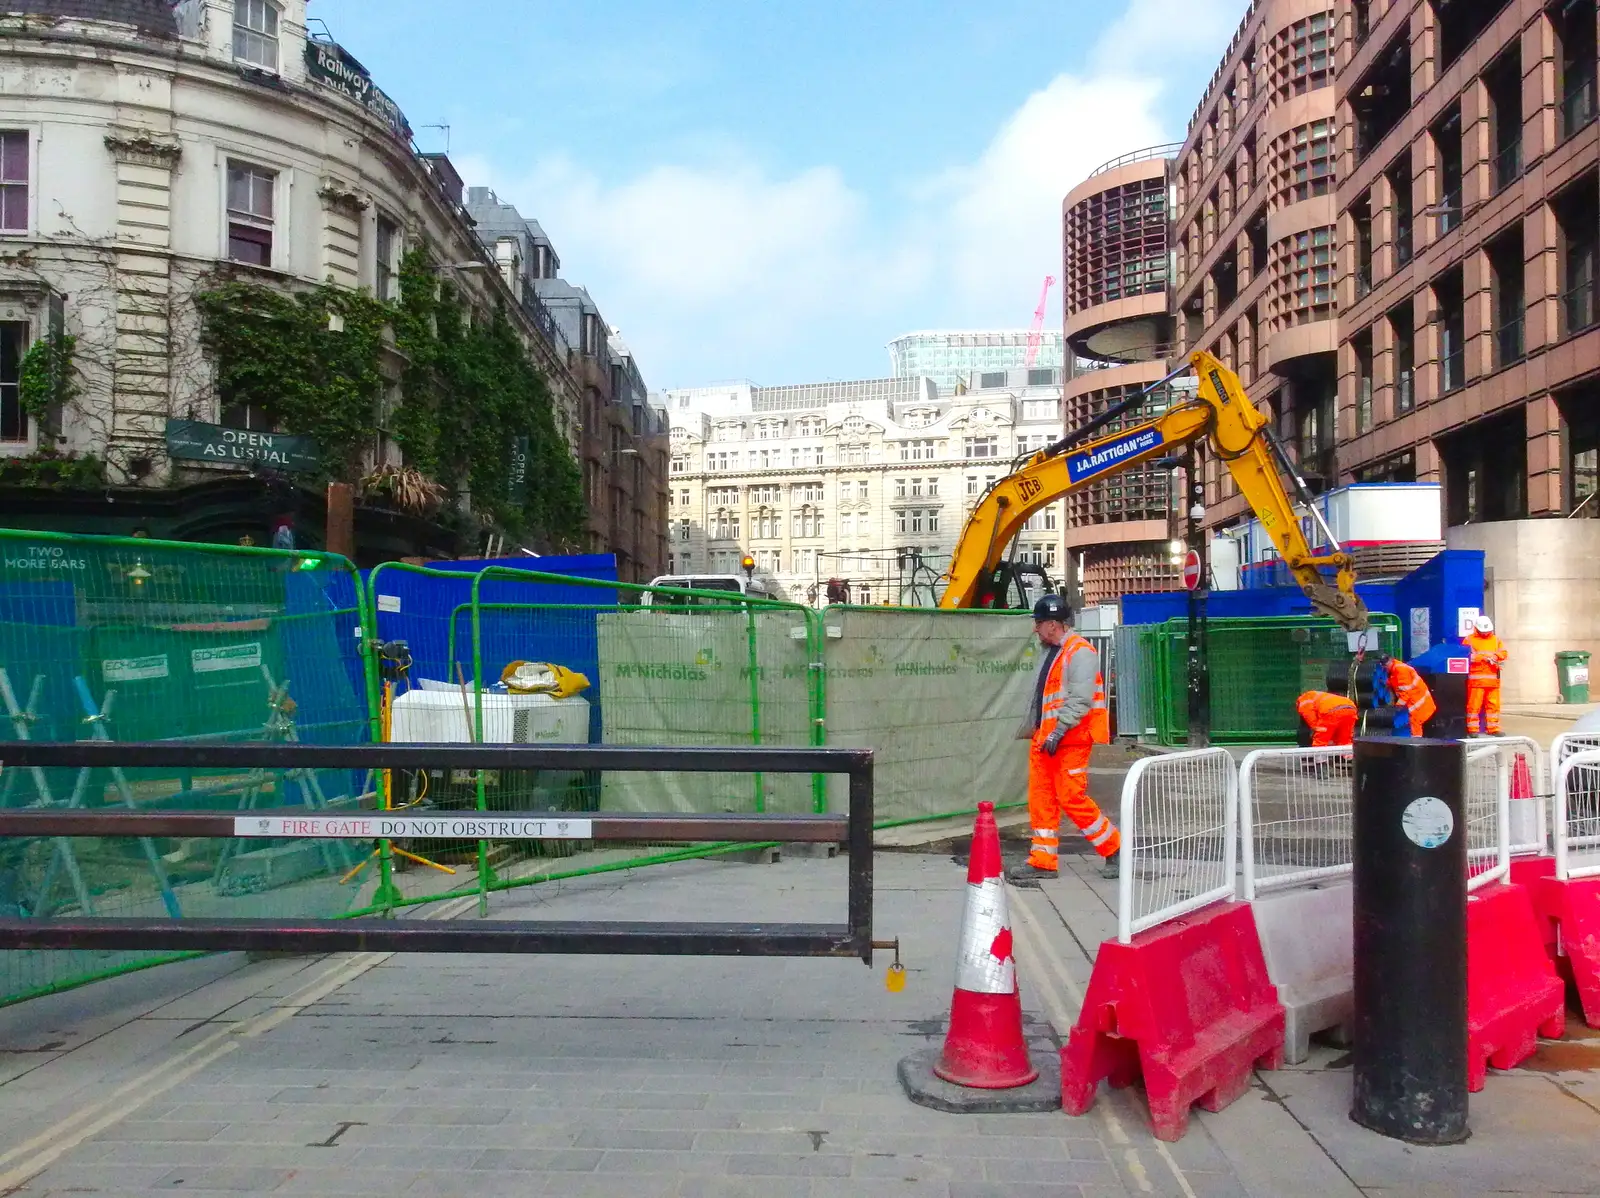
972, 561, 1055, 610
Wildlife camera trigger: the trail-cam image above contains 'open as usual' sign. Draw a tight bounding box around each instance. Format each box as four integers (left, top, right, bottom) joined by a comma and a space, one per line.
165, 420, 318, 473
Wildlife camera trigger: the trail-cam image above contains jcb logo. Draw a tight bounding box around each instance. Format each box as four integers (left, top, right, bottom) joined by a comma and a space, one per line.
1017, 477, 1043, 502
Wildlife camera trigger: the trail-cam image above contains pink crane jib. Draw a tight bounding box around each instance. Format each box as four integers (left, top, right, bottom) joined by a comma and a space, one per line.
1024, 275, 1056, 369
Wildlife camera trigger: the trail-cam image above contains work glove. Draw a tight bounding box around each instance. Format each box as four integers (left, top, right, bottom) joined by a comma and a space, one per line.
1043, 728, 1064, 756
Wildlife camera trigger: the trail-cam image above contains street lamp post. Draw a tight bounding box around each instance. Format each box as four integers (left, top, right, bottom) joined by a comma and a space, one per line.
1185, 446, 1211, 747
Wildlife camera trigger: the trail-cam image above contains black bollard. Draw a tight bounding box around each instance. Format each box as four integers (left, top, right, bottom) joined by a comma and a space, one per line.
1350, 736, 1468, 1144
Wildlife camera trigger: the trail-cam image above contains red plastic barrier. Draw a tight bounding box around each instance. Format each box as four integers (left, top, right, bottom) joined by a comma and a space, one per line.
1532, 874, 1600, 1027
1060, 901, 1284, 1142
1510, 857, 1559, 963
1466, 882, 1565, 1091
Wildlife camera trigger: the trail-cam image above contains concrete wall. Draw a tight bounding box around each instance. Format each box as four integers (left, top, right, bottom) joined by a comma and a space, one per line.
1445, 521, 1600, 704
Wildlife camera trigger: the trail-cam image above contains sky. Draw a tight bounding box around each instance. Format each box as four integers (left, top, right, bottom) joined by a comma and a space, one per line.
309, 0, 1246, 390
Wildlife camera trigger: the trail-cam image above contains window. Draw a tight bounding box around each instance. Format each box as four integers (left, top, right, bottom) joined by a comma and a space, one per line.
1027, 368, 1055, 386
1431, 107, 1463, 234
0, 321, 28, 443
375, 216, 399, 301
1288, 119, 1334, 201
226, 161, 275, 266
1351, 195, 1373, 295
1024, 506, 1058, 531
900, 439, 935, 461
677, 519, 690, 542
0, 131, 26, 233
1353, 329, 1374, 434
752, 508, 777, 539
233, 0, 279, 69
1486, 48, 1522, 192
711, 423, 742, 442
792, 482, 823, 503
1389, 305, 1415, 414
1441, 407, 1527, 525
1387, 157, 1413, 266
964, 436, 998, 459
670, 456, 686, 474
792, 506, 822, 538
678, 489, 689, 506
708, 450, 737, 472
839, 443, 866, 465
979, 371, 1006, 388
855, 480, 870, 501
1557, 0, 1598, 140
894, 478, 907, 498
1435, 268, 1466, 393
795, 548, 816, 574
1488, 227, 1525, 367
1022, 398, 1059, 421
1286, 226, 1335, 316
796, 416, 824, 437
1557, 175, 1599, 336
926, 477, 939, 498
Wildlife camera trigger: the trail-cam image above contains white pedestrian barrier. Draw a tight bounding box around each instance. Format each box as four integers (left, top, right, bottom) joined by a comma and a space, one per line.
1465, 743, 1511, 891
1555, 748, 1600, 881
1239, 747, 1354, 900
1468, 735, 1547, 855
1117, 747, 1237, 944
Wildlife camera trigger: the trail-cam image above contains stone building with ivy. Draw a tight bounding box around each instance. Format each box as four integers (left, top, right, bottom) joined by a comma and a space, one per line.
0, 0, 658, 567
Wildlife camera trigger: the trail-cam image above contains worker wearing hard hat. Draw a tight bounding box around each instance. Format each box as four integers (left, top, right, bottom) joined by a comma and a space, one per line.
1296, 690, 1358, 748
1379, 655, 1438, 737
1011, 595, 1118, 884
1463, 615, 1508, 736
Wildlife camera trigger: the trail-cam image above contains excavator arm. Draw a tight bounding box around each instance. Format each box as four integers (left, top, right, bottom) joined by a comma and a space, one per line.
938, 350, 1369, 631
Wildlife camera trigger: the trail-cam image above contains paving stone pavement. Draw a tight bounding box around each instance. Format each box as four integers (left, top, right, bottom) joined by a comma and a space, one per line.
1, 850, 1598, 1196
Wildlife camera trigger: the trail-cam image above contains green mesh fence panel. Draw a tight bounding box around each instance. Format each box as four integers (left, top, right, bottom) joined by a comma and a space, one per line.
347, 564, 822, 914
1149, 613, 1404, 745
0, 529, 375, 1006
817, 606, 1036, 824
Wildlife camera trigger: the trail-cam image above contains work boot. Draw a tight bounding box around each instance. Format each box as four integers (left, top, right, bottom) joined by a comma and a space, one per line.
1006, 863, 1054, 887
1098, 851, 1121, 880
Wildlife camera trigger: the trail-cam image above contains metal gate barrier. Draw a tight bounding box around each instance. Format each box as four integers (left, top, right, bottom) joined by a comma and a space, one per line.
0, 742, 875, 961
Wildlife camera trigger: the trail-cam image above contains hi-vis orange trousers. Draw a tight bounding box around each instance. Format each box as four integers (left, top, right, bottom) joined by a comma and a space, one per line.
1026, 741, 1120, 871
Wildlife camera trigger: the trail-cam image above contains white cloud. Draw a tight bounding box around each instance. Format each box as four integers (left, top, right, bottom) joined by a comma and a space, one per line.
466, 1, 1240, 388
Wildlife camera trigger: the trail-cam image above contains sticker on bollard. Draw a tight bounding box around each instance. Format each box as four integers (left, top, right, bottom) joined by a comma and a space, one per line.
1466, 881, 1566, 1091
233, 815, 594, 839
1059, 901, 1285, 1142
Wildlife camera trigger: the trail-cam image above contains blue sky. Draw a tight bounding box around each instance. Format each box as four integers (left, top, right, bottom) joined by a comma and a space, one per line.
310, 0, 1245, 389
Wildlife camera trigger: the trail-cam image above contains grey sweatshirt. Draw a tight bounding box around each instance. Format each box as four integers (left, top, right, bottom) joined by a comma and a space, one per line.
1018, 637, 1100, 740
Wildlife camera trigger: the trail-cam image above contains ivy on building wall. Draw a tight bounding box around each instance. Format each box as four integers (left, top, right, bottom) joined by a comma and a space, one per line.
17, 332, 78, 419
193, 251, 584, 546
194, 281, 388, 480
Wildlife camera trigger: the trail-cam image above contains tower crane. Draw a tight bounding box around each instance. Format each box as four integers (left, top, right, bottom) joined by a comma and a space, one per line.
1023, 275, 1056, 370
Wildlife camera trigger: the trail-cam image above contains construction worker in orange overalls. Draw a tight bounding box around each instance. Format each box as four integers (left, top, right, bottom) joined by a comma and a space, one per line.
1463, 614, 1507, 736
1380, 655, 1438, 737
1296, 690, 1358, 747
1009, 595, 1117, 885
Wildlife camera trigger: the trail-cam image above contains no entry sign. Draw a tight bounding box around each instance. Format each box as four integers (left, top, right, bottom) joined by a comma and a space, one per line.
1182, 549, 1202, 590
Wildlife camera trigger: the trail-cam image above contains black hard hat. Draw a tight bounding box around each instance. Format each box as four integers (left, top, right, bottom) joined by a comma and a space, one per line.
1032, 594, 1072, 623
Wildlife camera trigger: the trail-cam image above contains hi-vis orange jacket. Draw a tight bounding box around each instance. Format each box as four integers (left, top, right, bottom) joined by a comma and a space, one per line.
1387, 659, 1437, 728
1463, 630, 1508, 684
1034, 634, 1110, 745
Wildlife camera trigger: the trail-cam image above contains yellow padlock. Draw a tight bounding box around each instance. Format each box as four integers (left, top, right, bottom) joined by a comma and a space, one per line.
885, 962, 907, 993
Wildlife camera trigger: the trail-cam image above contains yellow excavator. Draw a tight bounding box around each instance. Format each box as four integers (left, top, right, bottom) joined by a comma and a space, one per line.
937, 350, 1369, 632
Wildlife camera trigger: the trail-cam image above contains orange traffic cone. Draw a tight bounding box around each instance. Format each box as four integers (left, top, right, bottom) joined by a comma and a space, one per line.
932, 800, 1039, 1089
1512, 753, 1534, 802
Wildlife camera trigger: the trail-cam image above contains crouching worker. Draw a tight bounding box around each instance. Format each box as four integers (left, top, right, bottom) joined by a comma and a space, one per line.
1296, 690, 1358, 748
1009, 595, 1118, 885
1380, 655, 1437, 737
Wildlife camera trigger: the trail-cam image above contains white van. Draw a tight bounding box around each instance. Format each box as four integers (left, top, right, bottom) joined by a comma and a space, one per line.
643, 574, 774, 606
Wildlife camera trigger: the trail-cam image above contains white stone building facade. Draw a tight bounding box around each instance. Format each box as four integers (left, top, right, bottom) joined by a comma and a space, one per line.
0, 0, 581, 488
657, 370, 1070, 606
